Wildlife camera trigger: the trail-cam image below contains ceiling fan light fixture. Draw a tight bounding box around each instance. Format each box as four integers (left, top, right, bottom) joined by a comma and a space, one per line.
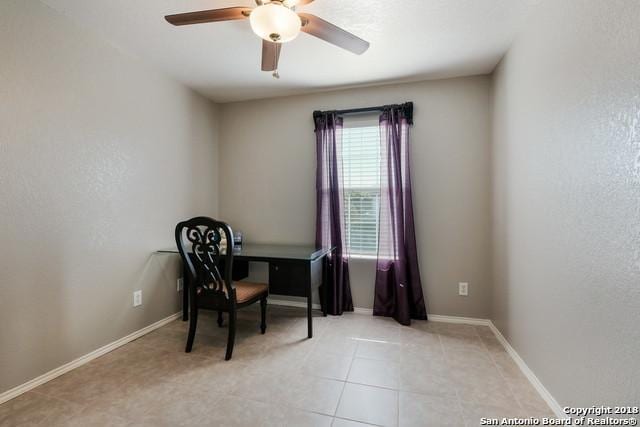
249, 3, 301, 43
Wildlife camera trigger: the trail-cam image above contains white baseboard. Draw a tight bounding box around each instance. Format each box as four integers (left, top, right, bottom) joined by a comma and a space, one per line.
269, 300, 492, 324
268, 298, 322, 310
487, 322, 566, 419
428, 314, 491, 326
269, 298, 374, 314
0, 312, 181, 405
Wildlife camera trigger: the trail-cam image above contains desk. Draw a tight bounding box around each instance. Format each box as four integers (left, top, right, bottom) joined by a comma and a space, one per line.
157, 244, 335, 338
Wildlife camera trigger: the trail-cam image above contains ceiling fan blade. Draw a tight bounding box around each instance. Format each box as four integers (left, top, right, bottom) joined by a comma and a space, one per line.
262, 40, 282, 71
165, 7, 252, 26
298, 13, 369, 55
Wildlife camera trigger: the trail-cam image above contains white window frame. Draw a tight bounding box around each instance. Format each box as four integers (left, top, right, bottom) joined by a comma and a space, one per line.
341, 115, 381, 259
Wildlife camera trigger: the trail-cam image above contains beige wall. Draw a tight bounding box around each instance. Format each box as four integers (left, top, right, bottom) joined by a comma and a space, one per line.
0, 1, 219, 394
492, 0, 640, 406
219, 77, 493, 317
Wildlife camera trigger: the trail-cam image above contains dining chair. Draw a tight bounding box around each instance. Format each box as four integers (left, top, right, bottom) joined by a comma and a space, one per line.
175, 216, 268, 360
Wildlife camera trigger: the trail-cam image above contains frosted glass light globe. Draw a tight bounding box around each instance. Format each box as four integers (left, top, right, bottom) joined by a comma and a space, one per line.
249, 3, 302, 43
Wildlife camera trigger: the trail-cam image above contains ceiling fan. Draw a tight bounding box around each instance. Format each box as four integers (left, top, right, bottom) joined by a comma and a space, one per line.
165, 0, 370, 78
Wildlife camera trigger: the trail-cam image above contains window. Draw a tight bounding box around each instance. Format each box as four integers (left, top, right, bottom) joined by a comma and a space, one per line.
342, 117, 381, 257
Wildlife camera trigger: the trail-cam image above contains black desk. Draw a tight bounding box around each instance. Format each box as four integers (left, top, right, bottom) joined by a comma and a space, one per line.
158, 244, 335, 338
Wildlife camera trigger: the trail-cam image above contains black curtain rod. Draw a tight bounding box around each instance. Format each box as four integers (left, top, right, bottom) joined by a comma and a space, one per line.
313, 102, 413, 124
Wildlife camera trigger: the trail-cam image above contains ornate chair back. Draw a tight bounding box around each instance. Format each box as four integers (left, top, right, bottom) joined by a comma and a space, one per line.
175, 217, 235, 304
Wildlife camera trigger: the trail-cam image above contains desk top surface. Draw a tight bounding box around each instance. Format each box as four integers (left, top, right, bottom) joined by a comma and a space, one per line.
157, 243, 333, 261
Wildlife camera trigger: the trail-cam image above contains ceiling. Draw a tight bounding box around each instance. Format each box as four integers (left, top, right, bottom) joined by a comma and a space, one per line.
41, 0, 536, 103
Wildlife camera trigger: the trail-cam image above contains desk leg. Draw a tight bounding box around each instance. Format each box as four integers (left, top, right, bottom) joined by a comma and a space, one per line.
307, 286, 313, 339
182, 263, 189, 321
322, 254, 329, 317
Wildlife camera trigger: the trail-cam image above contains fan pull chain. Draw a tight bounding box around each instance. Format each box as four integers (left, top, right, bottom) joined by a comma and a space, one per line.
272, 45, 280, 79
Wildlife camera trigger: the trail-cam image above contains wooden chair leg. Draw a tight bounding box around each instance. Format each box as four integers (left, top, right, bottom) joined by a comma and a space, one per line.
185, 304, 198, 353
225, 309, 236, 361
260, 297, 267, 334
217, 311, 224, 327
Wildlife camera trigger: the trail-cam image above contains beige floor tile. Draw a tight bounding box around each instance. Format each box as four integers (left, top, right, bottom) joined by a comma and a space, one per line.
165, 316, 228, 337
235, 343, 309, 375
0, 392, 82, 426
460, 402, 527, 427
135, 327, 229, 359
276, 373, 345, 415
229, 370, 285, 404
430, 322, 480, 338
267, 331, 319, 359
335, 383, 399, 427
34, 362, 129, 407
399, 327, 441, 347
275, 406, 334, 427
189, 396, 280, 427
474, 325, 495, 338
332, 418, 377, 427
314, 334, 360, 357
187, 394, 331, 427
445, 348, 495, 372
359, 325, 402, 343
300, 351, 354, 381
507, 376, 554, 415
71, 375, 190, 422
161, 354, 256, 392
490, 352, 524, 380
46, 409, 130, 427
454, 373, 520, 409
348, 358, 399, 389
398, 342, 446, 366
479, 334, 506, 353
129, 379, 221, 426
355, 340, 402, 362
407, 320, 440, 334
398, 359, 458, 398
439, 334, 487, 354
230, 370, 344, 416
399, 391, 464, 427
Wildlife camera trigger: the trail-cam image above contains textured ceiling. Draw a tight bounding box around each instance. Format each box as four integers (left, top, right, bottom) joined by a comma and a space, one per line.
41, 0, 536, 102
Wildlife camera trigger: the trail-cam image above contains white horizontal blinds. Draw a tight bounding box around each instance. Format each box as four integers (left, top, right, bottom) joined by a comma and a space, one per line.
342, 116, 381, 256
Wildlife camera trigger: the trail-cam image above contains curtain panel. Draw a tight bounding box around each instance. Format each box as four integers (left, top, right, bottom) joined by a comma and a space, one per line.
374, 105, 427, 325
314, 112, 354, 315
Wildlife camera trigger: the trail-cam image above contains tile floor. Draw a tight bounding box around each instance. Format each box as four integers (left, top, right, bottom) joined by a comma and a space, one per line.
0, 306, 553, 426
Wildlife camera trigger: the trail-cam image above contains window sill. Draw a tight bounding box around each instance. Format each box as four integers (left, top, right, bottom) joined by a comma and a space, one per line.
348, 254, 378, 260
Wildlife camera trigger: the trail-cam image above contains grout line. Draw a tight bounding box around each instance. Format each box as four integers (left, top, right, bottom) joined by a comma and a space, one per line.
333, 349, 357, 417
396, 373, 400, 427
436, 331, 466, 424
333, 416, 385, 427
478, 331, 525, 411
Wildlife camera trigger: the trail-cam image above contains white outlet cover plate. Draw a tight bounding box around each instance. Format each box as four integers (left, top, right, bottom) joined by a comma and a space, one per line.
459, 282, 469, 296
133, 290, 142, 307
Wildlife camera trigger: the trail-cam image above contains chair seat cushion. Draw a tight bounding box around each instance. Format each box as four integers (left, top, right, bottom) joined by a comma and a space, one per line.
235, 281, 268, 303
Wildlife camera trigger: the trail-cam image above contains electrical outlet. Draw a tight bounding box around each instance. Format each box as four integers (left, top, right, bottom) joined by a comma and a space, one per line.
177, 278, 184, 292
458, 282, 469, 296
133, 290, 142, 307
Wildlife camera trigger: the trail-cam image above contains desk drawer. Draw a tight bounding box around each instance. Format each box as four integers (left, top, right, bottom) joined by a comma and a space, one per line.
269, 261, 308, 297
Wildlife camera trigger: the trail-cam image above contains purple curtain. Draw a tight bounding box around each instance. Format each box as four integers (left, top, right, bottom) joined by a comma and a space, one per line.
374, 104, 427, 325
314, 112, 354, 315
